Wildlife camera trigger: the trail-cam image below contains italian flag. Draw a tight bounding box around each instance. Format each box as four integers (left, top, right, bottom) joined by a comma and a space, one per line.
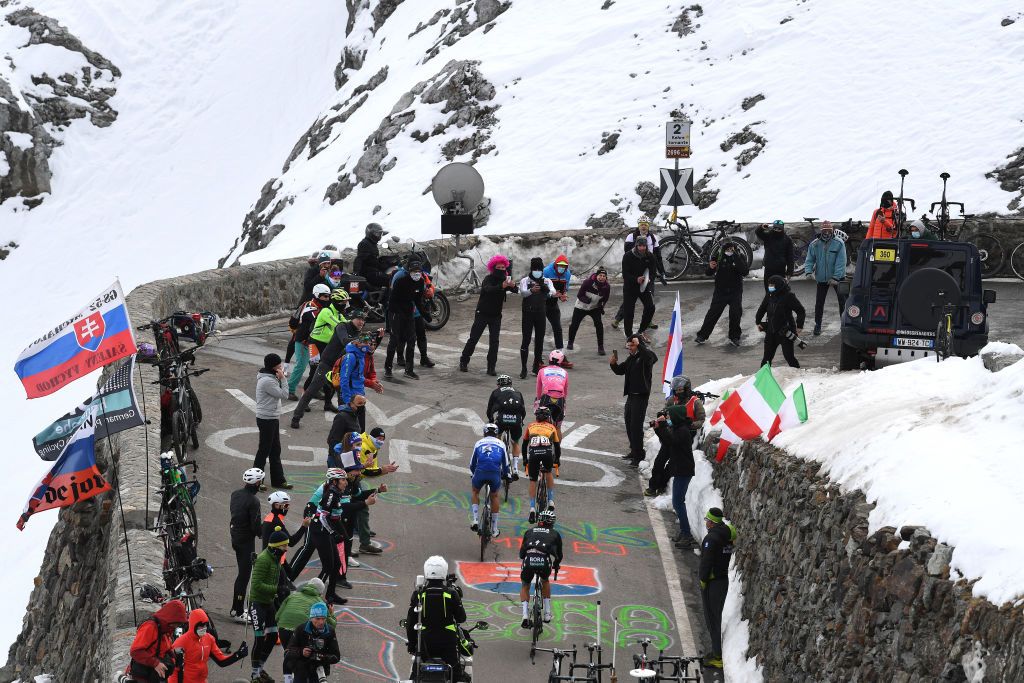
713, 365, 786, 461
767, 384, 809, 441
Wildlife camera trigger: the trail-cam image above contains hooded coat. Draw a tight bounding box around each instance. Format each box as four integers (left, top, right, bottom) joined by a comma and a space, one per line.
755, 277, 806, 335
543, 255, 573, 295
337, 341, 368, 404
866, 191, 898, 239
129, 599, 187, 671
277, 583, 338, 632
255, 368, 289, 419
171, 608, 241, 681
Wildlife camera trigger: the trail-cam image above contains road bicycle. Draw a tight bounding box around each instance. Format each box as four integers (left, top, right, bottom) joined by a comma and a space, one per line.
154, 347, 209, 463
527, 570, 547, 655
658, 212, 753, 281
154, 454, 199, 545
918, 172, 1005, 277
932, 289, 967, 362
628, 638, 703, 681
535, 463, 549, 521
477, 482, 493, 561
532, 645, 581, 682
1010, 241, 1024, 281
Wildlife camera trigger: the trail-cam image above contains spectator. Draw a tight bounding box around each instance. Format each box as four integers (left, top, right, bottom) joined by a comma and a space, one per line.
542, 254, 574, 367
356, 428, 398, 548
126, 599, 187, 682
620, 239, 657, 338
353, 222, 390, 288
909, 218, 938, 240
171, 608, 248, 681
249, 528, 291, 679
755, 220, 795, 291
519, 257, 557, 378
695, 238, 749, 347
699, 507, 737, 671
461, 253, 516, 375
276, 579, 335, 683
649, 407, 698, 550
284, 602, 341, 683
567, 266, 611, 355
397, 268, 437, 370
229, 468, 265, 621
287, 284, 331, 400
613, 218, 666, 329
290, 310, 367, 429
385, 260, 429, 380
609, 334, 658, 467
337, 334, 372, 408
327, 394, 365, 456
254, 353, 292, 490
866, 191, 898, 239
645, 375, 704, 498
305, 289, 352, 414
755, 275, 806, 368
804, 220, 848, 336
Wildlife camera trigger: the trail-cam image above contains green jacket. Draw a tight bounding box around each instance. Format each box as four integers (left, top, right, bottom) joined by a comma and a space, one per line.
310, 305, 346, 345
276, 583, 338, 631
249, 549, 281, 605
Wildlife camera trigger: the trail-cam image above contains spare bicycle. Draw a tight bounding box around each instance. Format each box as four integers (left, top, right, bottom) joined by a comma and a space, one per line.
628, 638, 703, 682
918, 172, 1004, 277
154, 347, 209, 463
659, 212, 753, 281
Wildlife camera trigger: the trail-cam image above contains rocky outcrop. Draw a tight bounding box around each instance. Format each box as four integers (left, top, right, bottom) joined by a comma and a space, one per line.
720, 123, 766, 172
422, 0, 512, 62
986, 146, 1024, 214
741, 94, 765, 111
704, 436, 1024, 681
670, 4, 704, 37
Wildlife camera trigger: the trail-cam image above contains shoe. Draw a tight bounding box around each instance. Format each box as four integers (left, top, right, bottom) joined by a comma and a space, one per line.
560, 359, 574, 369
532, 366, 540, 376
529, 509, 537, 524
621, 452, 636, 461
544, 611, 553, 623
323, 402, 338, 413
813, 324, 822, 336
326, 592, 348, 605
639, 332, 652, 345
384, 367, 393, 378
647, 322, 659, 330
259, 671, 275, 683
522, 618, 531, 630
359, 544, 383, 555
404, 369, 420, 380
396, 356, 405, 367
611, 319, 621, 329
229, 609, 247, 624
471, 521, 479, 532
290, 418, 301, 430
273, 481, 294, 490
597, 347, 606, 356
492, 528, 501, 538
338, 578, 353, 590
459, 362, 469, 372
553, 464, 560, 478
420, 357, 436, 368
519, 367, 528, 379
547, 502, 555, 512
511, 471, 520, 482
694, 336, 707, 345
705, 657, 723, 669
369, 531, 377, 537
348, 557, 360, 568
349, 547, 359, 557
566, 342, 574, 350
287, 393, 298, 401
259, 483, 267, 492
486, 367, 497, 376
675, 535, 697, 550
728, 338, 740, 348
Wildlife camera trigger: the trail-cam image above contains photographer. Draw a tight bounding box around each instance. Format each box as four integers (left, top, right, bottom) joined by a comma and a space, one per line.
647, 404, 699, 550
755, 275, 806, 368
126, 599, 187, 682
695, 238, 749, 346
405, 556, 468, 682
285, 602, 341, 683
609, 334, 659, 467
645, 375, 704, 498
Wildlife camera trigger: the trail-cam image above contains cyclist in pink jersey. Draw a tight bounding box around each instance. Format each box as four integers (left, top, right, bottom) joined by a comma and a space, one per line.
535, 350, 569, 475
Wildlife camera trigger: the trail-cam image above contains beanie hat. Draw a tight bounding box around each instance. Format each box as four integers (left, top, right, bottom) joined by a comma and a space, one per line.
530, 257, 544, 271
370, 427, 386, 438
705, 507, 724, 524
595, 266, 607, 276
268, 526, 290, 549
264, 353, 282, 370
309, 601, 330, 619
305, 577, 326, 595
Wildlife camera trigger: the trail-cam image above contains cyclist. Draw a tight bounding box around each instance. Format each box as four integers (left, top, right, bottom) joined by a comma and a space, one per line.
535, 350, 569, 434
519, 510, 563, 628
486, 374, 525, 478
522, 407, 561, 522
229, 467, 264, 622
469, 423, 509, 536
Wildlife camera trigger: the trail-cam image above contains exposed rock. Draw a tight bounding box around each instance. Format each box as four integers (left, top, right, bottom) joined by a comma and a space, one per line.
780, 15, 793, 24
741, 94, 765, 111
692, 169, 720, 209
597, 131, 620, 156
285, 93, 368, 173
981, 347, 1024, 372
985, 146, 1024, 214
334, 46, 367, 90
586, 211, 626, 231
0, 240, 17, 259
217, 178, 294, 266
601, 0, 615, 8
635, 180, 661, 217
1001, 17, 1015, 27
352, 66, 389, 98
5, 8, 120, 77
670, 4, 704, 37
423, 0, 512, 62
372, 0, 406, 33
720, 123, 766, 171
410, 8, 451, 38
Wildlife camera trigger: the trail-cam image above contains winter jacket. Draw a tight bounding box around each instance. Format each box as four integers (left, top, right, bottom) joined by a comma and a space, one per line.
574, 273, 611, 312
300, 264, 324, 306
285, 620, 341, 675
388, 270, 427, 317
487, 386, 526, 425
666, 395, 706, 433
310, 304, 345, 346
319, 321, 363, 370
229, 486, 261, 546
653, 420, 695, 478
129, 599, 187, 676
170, 608, 241, 682
519, 275, 556, 314
699, 521, 737, 583
755, 282, 806, 335
543, 256, 573, 296
276, 584, 338, 632
866, 206, 898, 240
353, 237, 382, 280
804, 237, 847, 283
261, 511, 305, 549
255, 369, 288, 419
327, 405, 361, 454
359, 432, 386, 476
621, 248, 656, 295
754, 226, 795, 276
475, 271, 510, 317
296, 299, 325, 345
624, 230, 665, 276
338, 342, 367, 404
249, 547, 282, 605
705, 247, 749, 293
610, 345, 659, 396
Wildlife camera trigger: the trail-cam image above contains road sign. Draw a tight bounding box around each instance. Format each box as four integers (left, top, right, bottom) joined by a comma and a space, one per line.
665, 121, 691, 158
659, 168, 694, 206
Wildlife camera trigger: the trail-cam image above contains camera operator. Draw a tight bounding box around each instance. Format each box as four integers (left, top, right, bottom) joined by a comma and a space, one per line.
645, 375, 704, 499
125, 599, 187, 682
284, 602, 340, 683
755, 275, 806, 368
405, 556, 469, 682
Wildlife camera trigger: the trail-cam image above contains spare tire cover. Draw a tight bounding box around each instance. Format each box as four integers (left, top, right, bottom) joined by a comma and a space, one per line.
896, 267, 961, 330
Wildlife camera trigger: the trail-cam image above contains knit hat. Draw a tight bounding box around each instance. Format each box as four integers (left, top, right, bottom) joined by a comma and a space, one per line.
595, 266, 607, 276
309, 601, 330, 619
348, 309, 367, 320
486, 254, 510, 272
705, 507, 724, 524
530, 257, 544, 271
264, 353, 282, 370
268, 526, 289, 549
370, 427, 386, 438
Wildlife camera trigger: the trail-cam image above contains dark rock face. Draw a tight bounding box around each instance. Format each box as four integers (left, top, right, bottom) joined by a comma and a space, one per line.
586, 211, 626, 231
741, 94, 765, 111
422, 0, 512, 62
720, 123, 766, 171
597, 131, 620, 156
671, 4, 704, 37
635, 180, 661, 217
986, 147, 1024, 214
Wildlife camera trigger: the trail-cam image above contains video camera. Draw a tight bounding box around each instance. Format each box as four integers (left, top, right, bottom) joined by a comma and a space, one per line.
783, 329, 808, 350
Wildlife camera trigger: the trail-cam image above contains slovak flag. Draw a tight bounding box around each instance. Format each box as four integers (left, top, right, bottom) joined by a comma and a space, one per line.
661, 292, 684, 398
14, 279, 137, 399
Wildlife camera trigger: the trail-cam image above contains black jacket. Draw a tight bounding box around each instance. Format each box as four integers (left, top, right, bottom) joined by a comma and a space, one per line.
475, 272, 509, 317
653, 421, 695, 477
621, 249, 656, 296
406, 581, 467, 644
327, 406, 361, 453
624, 231, 666, 277
487, 386, 525, 424
610, 345, 658, 396
699, 521, 736, 583
229, 486, 261, 545
755, 284, 806, 335
285, 621, 341, 673
320, 321, 362, 368
706, 249, 749, 293
520, 527, 564, 570
353, 237, 381, 279
388, 271, 426, 317
755, 227, 795, 276
261, 511, 305, 549
300, 265, 323, 306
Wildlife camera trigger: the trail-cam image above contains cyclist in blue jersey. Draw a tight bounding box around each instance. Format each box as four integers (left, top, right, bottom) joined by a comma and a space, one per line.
469, 423, 509, 536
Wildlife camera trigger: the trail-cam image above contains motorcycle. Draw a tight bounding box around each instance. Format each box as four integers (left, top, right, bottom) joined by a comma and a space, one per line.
354, 237, 451, 331
399, 619, 489, 683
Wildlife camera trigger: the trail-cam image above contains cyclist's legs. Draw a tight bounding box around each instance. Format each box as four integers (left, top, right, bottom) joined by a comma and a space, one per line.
470, 486, 481, 506
541, 578, 552, 599
488, 488, 500, 513
544, 470, 555, 507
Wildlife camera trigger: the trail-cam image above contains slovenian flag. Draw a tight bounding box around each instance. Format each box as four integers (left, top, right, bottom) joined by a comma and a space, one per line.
713, 364, 785, 461
14, 280, 137, 399
661, 292, 683, 398
767, 384, 809, 441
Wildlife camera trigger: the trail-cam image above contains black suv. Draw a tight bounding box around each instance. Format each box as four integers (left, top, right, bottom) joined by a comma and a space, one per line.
839, 239, 997, 370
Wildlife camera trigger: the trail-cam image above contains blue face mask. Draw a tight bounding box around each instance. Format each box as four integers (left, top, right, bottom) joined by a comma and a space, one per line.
372, 437, 384, 449
768, 286, 777, 293
531, 270, 543, 278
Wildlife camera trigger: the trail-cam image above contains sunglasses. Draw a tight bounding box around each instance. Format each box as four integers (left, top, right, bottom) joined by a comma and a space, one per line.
330, 271, 342, 278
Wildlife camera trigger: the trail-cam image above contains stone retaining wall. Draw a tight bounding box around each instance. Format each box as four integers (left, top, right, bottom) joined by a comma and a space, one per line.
704, 436, 1024, 682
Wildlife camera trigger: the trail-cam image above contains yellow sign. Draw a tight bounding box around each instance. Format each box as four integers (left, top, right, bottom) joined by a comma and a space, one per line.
874, 247, 896, 262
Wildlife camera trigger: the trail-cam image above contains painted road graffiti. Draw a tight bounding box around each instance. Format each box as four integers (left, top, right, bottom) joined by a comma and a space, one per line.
457, 561, 602, 597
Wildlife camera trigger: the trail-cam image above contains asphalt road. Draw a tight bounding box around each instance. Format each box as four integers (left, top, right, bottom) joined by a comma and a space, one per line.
185, 278, 1023, 682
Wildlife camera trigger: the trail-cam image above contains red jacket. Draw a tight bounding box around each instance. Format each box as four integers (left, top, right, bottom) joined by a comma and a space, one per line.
866, 206, 897, 239
129, 599, 187, 668
171, 609, 233, 682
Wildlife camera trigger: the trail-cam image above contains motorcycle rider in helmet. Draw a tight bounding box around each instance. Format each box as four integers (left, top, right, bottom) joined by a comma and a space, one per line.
354, 223, 390, 289
406, 556, 469, 682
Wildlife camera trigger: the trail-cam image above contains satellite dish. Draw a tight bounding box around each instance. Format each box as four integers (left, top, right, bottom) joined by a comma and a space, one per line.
431, 162, 484, 214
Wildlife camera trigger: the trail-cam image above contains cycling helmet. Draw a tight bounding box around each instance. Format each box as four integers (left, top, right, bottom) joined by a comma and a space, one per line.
330, 289, 350, 305
423, 555, 449, 580
309, 601, 330, 619
268, 491, 291, 506
772, 219, 785, 229
312, 283, 331, 299
548, 350, 565, 365
139, 583, 165, 603
538, 510, 556, 527
482, 423, 500, 438
637, 217, 652, 228
496, 374, 513, 387
326, 468, 346, 480
242, 468, 265, 485
535, 406, 552, 421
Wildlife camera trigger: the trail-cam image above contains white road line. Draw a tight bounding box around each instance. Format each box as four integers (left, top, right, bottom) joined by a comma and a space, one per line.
642, 485, 699, 657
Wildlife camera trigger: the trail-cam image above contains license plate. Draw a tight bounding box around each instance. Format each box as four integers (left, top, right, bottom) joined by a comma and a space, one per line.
874, 247, 896, 262
893, 337, 934, 348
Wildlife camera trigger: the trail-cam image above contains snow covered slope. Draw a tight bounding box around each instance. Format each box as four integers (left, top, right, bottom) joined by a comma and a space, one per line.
227, 0, 1024, 265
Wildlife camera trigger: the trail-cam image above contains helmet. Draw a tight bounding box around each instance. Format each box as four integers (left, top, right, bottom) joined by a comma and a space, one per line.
496, 374, 513, 387
331, 289, 350, 305
312, 283, 331, 299
670, 375, 692, 396
242, 468, 265, 485
637, 217, 651, 228
535, 406, 552, 421
772, 219, 785, 229
139, 583, 165, 604
326, 468, 346, 480
483, 423, 500, 437
423, 555, 449, 580
268, 491, 291, 506
537, 510, 556, 527
309, 601, 330, 619
548, 350, 565, 365
365, 222, 387, 238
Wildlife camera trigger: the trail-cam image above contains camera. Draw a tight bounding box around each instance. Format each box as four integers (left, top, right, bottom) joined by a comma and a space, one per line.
783, 329, 808, 349
315, 666, 328, 683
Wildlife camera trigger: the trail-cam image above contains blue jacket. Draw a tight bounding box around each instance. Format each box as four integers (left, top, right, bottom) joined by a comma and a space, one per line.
804, 237, 846, 282
469, 436, 509, 477
543, 261, 572, 296
338, 341, 367, 403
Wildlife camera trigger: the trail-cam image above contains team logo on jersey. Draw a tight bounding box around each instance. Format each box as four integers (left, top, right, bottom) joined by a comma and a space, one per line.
73, 312, 106, 351
456, 561, 601, 596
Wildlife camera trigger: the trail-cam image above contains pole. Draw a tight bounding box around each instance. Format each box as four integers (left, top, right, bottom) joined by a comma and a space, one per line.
673, 157, 679, 219
136, 357, 150, 529
99, 390, 138, 627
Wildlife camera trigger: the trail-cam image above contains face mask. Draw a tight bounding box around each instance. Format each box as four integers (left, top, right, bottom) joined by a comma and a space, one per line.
911, 231, 921, 238
195, 626, 207, 637
327, 276, 340, 287
531, 270, 542, 278
410, 272, 422, 281
372, 437, 385, 449
768, 286, 777, 293
494, 268, 505, 276
724, 250, 735, 257
556, 266, 566, 274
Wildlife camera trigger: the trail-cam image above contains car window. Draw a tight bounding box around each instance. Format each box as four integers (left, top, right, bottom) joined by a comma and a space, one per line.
907, 245, 967, 290
870, 260, 899, 286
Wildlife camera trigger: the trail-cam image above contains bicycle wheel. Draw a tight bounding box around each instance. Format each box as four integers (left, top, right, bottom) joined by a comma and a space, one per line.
659, 237, 690, 281
422, 291, 450, 331
171, 410, 187, 463
536, 475, 548, 515
479, 484, 491, 562
532, 581, 544, 644
1011, 242, 1024, 281
501, 432, 513, 502
935, 318, 952, 362
188, 385, 202, 425
729, 235, 754, 265
973, 232, 1005, 278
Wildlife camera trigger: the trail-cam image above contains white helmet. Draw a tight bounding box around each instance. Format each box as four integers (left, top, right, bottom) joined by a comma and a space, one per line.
326, 468, 346, 480
268, 491, 291, 505
242, 468, 265, 484
423, 555, 449, 580
312, 283, 331, 298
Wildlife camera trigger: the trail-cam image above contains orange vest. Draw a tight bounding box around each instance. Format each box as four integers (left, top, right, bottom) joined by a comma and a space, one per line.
866, 206, 897, 239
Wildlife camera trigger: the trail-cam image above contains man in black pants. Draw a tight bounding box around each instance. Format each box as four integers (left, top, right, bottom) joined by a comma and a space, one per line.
460, 253, 516, 375
695, 238, 749, 347
609, 334, 658, 466
229, 467, 265, 621
755, 220, 795, 291
699, 507, 736, 671
385, 260, 428, 380
620, 239, 657, 337
353, 223, 389, 289
290, 312, 367, 429
518, 257, 557, 378
755, 275, 806, 368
